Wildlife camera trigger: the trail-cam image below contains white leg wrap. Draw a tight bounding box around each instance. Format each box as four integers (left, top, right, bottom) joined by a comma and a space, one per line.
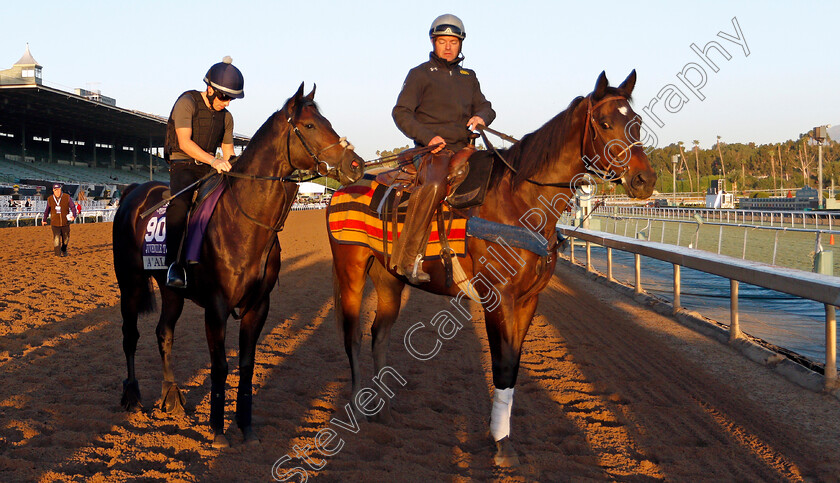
490, 387, 515, 441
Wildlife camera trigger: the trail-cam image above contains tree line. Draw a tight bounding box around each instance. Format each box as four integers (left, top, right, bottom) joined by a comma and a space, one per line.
642, 133, 840, 196
369, 135, 840, 197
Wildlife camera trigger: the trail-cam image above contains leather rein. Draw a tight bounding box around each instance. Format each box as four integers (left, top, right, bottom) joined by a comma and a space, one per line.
224, 116, 355, 233
479, 95, 641, 189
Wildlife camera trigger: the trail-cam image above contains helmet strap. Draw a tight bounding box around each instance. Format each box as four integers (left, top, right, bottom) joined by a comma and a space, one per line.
205, 86, 221, 111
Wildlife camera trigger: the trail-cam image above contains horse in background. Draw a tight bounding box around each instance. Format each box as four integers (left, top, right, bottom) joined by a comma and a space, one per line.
113, 84, 363, 448
328, 71, 655, 465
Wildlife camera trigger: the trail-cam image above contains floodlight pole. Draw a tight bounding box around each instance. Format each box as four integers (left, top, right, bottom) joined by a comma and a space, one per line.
819, 142, 824, 209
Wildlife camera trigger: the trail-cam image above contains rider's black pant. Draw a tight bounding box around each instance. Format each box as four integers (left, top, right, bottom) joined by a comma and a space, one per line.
166, 160, 212, 265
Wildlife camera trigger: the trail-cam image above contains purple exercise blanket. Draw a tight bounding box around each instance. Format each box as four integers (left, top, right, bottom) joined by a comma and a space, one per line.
185, 183, 226, 263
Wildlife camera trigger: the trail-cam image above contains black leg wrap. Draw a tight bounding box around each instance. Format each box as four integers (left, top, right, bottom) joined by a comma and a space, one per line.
236, 392, 253, 429
210, 387, 226, 433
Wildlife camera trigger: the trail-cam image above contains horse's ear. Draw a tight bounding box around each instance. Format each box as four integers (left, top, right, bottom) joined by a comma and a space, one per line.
618, 70, 636, 97
593, 71, 609, 99
305, 84, 316, 100
285, 82, 306, 117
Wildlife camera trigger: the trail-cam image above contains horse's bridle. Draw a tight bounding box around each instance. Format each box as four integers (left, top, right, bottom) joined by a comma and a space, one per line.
480, 94, 641, 190
578, 95, 643, 182
222, 114, 356, 233
286, 116, 354, 180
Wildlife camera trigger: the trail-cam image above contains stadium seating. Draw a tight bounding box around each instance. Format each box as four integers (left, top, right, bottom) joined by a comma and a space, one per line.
1, 156, 168, 184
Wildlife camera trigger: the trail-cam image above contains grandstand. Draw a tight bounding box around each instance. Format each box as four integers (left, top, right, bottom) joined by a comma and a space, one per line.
0, 45, 249, 210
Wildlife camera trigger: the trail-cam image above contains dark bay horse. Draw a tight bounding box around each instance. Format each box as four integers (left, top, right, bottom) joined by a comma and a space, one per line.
328, 71, 656, 465
114, 84, 363, 448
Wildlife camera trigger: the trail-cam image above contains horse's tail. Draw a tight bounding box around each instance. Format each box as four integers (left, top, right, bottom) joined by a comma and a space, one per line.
112, 181, 157, 315
136, 278, 157, 315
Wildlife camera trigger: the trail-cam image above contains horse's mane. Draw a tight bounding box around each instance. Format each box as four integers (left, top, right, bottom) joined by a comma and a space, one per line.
488, 86, 630, 188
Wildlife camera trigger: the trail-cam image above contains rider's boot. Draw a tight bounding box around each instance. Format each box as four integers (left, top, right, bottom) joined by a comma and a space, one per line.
166, 262, 187, 289
391, 151, 451, 284
165, 197, 191, 290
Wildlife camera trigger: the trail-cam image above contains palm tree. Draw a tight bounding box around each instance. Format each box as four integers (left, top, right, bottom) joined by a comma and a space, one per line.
716, 135, 726, 188
693, 139, 701, 191
678, 141, 693, 192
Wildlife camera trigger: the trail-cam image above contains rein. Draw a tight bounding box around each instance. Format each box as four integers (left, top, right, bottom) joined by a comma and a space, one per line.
225, 117, 353, 233
478, 95, 642, 189
360, 143, 443, 169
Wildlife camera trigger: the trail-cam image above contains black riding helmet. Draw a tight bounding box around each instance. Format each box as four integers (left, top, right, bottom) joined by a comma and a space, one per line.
204, 56, 244, 100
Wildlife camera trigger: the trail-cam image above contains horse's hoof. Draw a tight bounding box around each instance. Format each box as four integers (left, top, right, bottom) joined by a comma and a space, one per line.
212, 433, 230, 449
242, 426, 260, 445
121, 379, 142, 411
494, 437, 520, 467
160, 382, 186, 415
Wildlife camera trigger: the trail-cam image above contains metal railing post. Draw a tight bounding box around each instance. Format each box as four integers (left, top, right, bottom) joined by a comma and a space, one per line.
570, 236, 575, 264
607, 247, 613, 281
634, 254, 642, 294
673, 264, 681, 314
730, 279, 742, 341
827, 304, 838, 390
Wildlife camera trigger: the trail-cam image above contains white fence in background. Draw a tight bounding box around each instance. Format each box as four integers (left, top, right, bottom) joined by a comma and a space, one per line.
290, 202, 327, 211
0, 208, 117, 226
600, 205, 840, 230
557, 224, 839, 391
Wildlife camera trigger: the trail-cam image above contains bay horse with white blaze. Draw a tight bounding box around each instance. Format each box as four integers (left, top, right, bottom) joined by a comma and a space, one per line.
329, 71, 655, 465
114, 84, 363, 448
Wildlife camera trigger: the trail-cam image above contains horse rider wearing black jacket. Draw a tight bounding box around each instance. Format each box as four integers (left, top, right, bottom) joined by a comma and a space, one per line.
391, 14, 496, 284
164, 56, 243, 289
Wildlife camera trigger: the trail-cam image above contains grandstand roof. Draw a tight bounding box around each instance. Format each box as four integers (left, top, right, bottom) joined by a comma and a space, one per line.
0, 84, 249, 149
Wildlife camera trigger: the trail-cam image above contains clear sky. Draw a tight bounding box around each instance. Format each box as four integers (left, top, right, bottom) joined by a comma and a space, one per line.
3, 0, 837, 160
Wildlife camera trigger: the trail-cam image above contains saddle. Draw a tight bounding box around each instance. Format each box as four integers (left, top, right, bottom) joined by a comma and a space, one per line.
370, 145, 496, 287
373, 145, 494, 209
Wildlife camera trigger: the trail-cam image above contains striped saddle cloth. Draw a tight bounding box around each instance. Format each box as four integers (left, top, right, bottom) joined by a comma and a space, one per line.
327, 172, 467, 259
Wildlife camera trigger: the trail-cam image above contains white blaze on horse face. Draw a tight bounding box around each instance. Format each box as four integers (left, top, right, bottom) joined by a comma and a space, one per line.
618, 106, 629, 116
490, 387, 515, 441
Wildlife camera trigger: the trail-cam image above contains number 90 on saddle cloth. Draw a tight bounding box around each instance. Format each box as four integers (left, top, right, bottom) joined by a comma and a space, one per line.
141, 175, 228, 270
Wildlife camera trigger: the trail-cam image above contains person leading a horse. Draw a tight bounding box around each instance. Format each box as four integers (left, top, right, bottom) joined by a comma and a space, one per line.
164, 56, 243, 289
391, 13, 496, 284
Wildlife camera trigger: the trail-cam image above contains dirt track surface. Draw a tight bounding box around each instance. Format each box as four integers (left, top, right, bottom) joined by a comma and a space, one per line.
2, 209, 840, 482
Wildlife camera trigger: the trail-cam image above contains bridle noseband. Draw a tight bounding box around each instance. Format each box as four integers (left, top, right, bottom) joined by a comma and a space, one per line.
286, 116, 354, 180
223, 113, 357, 233
481, 94, 642, 190
579, 95, 643, 182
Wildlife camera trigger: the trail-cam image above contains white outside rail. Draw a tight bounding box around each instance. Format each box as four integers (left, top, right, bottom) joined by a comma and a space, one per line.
558, 224, 839, 390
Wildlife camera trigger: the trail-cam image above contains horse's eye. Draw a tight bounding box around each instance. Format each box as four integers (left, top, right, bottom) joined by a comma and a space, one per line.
601, 122, 611, 129
305, 123, 315, 129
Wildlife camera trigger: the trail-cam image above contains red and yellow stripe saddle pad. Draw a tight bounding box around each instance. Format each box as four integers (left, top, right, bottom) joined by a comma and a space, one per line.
328, 174, 467, 259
